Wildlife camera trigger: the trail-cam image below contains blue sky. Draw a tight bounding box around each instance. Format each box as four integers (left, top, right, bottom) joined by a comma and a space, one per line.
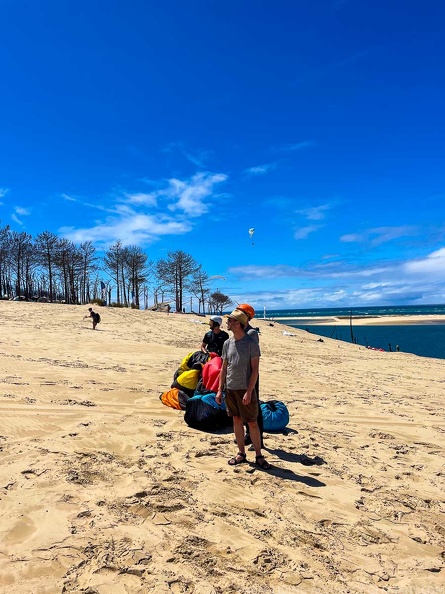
1, 0, 445, 310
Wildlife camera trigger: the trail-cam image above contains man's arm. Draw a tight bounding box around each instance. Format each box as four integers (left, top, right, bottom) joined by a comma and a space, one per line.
242, 356, 259, 405
201, 332, 209, 353
215, 359, 228, 404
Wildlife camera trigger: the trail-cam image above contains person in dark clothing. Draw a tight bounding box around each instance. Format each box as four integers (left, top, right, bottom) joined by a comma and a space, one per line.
84, 307, 100, 330
201, 316, 229, 356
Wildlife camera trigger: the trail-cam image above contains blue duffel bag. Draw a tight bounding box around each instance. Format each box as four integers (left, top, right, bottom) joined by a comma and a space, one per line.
260, 400, 290, 431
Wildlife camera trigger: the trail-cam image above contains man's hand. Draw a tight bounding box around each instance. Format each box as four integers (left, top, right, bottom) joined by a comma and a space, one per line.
243, 390, 252, 405
215, 390, 223, 404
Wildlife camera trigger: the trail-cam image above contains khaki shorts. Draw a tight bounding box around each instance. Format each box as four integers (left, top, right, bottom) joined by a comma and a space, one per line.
225, 389, 259, 423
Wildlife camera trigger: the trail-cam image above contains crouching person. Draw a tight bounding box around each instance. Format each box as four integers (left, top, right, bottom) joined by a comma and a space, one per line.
216, 309, 271, 469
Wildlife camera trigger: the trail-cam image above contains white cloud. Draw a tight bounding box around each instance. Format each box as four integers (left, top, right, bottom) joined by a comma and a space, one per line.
60, 193, 117, 214
61, 193, 77, 202
163, 142, 211, 168
10, 206, 31, 226
165, 172, 227, 217
59, 171, 227, 245
340, 232, 361, 242
340, 226, 418, 246
403, 248, 445, 276
229, 247, 445, 308
15, 207, 30, 216
0, 188, 9, 199
229, 264, 302, 279
293, 225, 322, 239
124, 192, 158, 207
183, 150, 211, 168
60, 213, 191, 246
296, 204, 331, 221
244, 163, 276, 175
275, 141, 316, 152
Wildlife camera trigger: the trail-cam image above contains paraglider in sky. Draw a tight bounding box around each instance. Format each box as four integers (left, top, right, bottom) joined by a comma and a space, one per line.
248, 228, 255, 245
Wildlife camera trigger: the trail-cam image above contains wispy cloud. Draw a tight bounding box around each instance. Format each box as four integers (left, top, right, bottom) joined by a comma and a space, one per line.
403, 247, 445, 276
0, 188, 9, 199
293, 225, 322, 239
244, 163, 277, 176
340, 226, 418, 246
274, 141, 316, 152
229, 247, 445, 308
165, 172, 227, 217
11, 206, 31, 226
60, 193, 116, 213
296, 204, 331, 220
60, 171, 228, 245
163, 142, 212, 168
229, 264, 303, 279
60, 214, 191, 246
292, 201, 337, 239
15, 207, 30, 216
124, 192, 158, 207
126, 172, 227, 215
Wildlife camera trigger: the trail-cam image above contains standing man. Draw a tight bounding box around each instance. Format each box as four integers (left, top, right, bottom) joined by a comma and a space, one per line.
235, 304, 264, 447
84, 307, 100, 330
201, 315, 229, 356
216, 309, 271, 469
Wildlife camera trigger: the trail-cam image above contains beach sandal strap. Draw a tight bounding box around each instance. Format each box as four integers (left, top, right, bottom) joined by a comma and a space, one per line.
228, 452, 247, 466
255, 455, 271, 470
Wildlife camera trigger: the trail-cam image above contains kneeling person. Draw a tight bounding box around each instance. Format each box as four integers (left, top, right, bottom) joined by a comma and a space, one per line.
84, 307, 100, 330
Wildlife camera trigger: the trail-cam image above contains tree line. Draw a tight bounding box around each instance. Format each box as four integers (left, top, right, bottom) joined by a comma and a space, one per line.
0, 225, 232, 313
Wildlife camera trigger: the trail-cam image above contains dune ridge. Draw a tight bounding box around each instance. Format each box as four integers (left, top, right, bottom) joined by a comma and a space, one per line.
0, 301, 444, 593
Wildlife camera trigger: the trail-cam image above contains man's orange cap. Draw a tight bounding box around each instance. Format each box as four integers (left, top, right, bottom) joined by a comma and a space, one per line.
236, 303, 255, 320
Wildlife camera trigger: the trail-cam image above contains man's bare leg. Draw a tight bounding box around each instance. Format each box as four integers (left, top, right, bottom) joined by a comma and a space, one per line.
247, 421, 262, 457
233, 416, 246, 454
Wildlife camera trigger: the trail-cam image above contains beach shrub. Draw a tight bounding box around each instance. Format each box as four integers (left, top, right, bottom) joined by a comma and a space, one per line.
90, 298, 106, 306
110, 302, 125, 308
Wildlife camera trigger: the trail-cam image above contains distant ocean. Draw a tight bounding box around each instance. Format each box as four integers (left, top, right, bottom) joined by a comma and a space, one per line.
261, 304, 445, 360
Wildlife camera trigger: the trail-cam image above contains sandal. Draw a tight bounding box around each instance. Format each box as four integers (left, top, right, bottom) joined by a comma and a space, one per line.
255, 455, 271, 470
228, 452, 247, 466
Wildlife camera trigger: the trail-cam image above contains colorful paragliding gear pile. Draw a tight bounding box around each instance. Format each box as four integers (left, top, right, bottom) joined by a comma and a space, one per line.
171, 350, 210, 396
159, 388, 189, 410
159, 350, 232, 430
184, 392, 230, 430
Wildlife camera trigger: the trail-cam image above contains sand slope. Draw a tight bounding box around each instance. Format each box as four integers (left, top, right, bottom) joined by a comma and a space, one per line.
0, 302, 444, 593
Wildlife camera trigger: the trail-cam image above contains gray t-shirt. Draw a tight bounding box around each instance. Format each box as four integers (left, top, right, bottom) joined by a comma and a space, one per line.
222, 334, 261, 390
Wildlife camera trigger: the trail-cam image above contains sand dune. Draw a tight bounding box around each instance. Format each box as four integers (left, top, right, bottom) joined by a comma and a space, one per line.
0, 301, 444, 593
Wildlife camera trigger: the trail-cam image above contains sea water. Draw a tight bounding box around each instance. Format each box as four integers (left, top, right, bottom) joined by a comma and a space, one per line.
262, 305, 445, 360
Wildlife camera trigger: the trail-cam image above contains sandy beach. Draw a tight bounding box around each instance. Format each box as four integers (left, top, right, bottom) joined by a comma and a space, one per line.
0, 301, 444, 594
